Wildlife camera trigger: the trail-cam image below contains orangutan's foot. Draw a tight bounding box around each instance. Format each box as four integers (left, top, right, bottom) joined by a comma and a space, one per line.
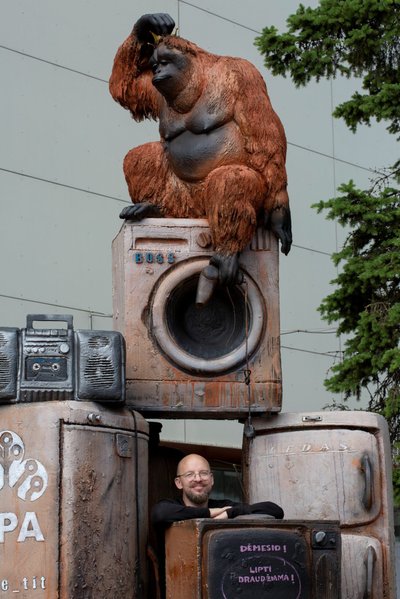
210, 252, 241, 286
196, 253, 243, 306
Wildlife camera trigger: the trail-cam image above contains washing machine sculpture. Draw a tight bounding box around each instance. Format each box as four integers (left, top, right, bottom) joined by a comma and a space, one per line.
113, 218, 282, 418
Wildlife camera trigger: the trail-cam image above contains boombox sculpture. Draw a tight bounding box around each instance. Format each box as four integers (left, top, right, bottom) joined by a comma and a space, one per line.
0, 314, 125, 404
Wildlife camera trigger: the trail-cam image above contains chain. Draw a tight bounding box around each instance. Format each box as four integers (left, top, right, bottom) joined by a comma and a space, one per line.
243, 278, 255, 440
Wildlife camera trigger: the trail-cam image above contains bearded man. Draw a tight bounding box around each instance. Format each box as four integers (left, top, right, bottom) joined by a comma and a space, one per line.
151, 453, 284, 525
150, 453, 283, 598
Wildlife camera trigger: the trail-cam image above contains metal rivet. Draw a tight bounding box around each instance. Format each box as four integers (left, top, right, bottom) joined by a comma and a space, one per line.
87, 413, 101, 424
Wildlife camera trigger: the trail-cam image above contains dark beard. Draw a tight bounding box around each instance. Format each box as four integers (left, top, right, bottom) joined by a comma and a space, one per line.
186, 489, 210, 505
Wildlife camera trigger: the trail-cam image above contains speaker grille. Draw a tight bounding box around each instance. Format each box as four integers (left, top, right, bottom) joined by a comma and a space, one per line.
87, 336, 110, 349
0, 351, 11, 390
83, 356, 115, 388
76, 330, 125, 402
0, 329, 19, 399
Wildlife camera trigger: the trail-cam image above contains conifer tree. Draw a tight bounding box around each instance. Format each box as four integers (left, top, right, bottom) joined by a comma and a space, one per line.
256, 0, 400, 490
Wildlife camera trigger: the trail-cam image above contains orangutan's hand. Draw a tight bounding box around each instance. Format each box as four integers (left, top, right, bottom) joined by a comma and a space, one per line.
133, 13, 175, 44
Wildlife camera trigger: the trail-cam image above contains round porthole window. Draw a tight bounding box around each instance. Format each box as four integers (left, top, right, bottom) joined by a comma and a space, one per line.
150, 259, 265, 375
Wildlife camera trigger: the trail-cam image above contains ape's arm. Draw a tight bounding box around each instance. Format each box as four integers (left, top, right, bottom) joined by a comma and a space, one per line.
231, 58, 292, 255
109, 14, 175, 121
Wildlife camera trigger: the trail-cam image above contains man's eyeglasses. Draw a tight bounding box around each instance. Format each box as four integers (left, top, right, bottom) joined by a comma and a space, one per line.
176, 470, 212, 481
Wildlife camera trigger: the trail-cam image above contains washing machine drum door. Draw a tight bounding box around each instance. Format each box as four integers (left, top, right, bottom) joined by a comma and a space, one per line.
150, 259, 266, 375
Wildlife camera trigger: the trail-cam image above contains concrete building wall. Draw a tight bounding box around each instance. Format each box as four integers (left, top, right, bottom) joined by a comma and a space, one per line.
1, 0, 396, 447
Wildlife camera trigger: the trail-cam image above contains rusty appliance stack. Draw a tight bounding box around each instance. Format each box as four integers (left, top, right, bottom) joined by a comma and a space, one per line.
112, 217, 397, 598
0, 315, 149, 598
0, 217, 396, 598
242, 412, 397, 598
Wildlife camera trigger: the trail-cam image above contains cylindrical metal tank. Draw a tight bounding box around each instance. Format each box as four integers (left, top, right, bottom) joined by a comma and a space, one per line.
0, 401, 149, 598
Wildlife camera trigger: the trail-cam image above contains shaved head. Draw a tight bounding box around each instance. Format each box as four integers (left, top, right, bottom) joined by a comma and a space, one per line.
175, 454, 214, 507
176, 454, 210, 476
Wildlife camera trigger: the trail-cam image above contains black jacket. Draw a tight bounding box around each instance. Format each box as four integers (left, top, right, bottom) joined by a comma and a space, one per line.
151, 497, 284, 527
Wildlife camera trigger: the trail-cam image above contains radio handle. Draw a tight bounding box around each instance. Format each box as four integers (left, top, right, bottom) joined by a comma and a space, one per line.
26, 314, 74, 330
364, 544, 376, 598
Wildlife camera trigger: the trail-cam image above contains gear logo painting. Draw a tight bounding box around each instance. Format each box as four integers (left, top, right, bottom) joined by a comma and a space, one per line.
0, 431, 48, 502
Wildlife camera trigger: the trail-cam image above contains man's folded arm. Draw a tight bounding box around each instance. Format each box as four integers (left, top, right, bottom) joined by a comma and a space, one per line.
227, 501, 284, 520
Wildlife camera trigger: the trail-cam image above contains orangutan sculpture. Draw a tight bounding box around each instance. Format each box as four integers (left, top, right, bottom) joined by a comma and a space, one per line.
109, 13, 291, 289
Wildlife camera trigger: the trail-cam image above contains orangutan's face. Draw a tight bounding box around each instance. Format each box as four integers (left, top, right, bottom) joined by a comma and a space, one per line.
150, 44, 191, 99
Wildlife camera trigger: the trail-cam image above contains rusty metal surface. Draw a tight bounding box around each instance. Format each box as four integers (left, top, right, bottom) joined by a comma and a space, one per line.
125, 379, 281, 418
165, 521, 202, 599
165, 518, 341, 599
0, 401, 149, 598
147, 428, 184, 599
112, 219, 282, 418
243, 411, 397, 599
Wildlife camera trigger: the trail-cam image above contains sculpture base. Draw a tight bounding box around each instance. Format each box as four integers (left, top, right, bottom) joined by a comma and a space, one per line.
113, 218, 282, 418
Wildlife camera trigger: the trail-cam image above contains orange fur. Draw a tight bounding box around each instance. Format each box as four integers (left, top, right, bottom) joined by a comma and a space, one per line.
110, 32, 289, 254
